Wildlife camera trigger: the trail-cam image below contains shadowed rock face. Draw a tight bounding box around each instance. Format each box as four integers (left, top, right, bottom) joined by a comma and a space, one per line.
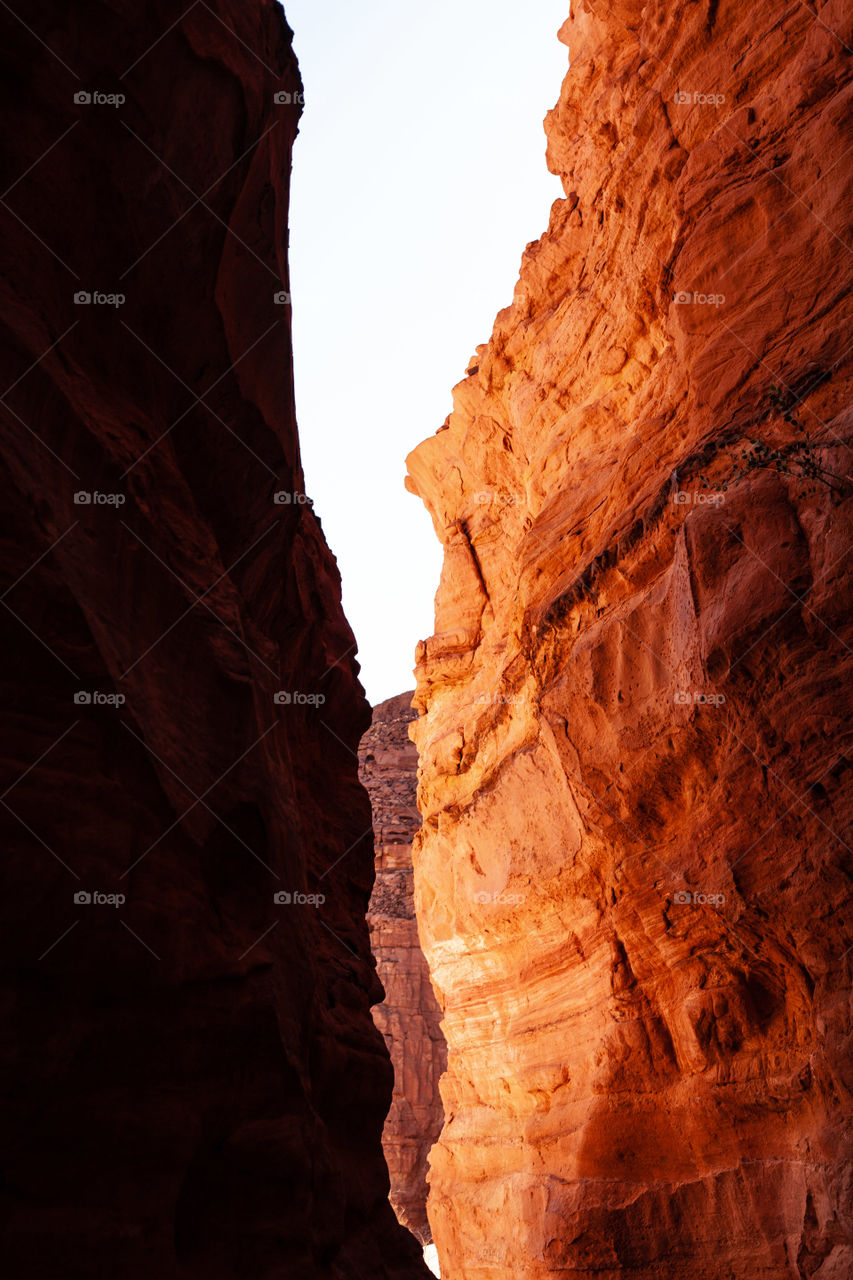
360, 693, 447, 1246
0, 3, 428, 1276
407, 2, 853, 1277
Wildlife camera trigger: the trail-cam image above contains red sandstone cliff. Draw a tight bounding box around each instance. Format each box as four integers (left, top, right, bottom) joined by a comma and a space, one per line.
407, 2, 853, 1276
361, 693, 447, 1246
0, 3, 428, 1276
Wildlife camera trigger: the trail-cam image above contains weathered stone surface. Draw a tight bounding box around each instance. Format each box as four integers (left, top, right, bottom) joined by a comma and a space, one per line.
406, 2, 853, 1276
0, 3, 428, 1276
361, 693, 447, 1245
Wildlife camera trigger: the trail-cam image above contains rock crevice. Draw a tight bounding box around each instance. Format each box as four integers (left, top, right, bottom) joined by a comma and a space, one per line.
361, 692, 447, 1247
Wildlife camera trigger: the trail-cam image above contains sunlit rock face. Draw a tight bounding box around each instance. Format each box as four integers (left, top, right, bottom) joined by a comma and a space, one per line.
406, 1, 853, 1276
0, 2, 429, 1276
361, 693, 447, 1245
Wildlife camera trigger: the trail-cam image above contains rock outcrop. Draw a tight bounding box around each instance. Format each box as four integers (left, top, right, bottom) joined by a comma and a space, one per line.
0, 3, 428, 1276
361, 693, 447, 1245
407, 2, 853, 1276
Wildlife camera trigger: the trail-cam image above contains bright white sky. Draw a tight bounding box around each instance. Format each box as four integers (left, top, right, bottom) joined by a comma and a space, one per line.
283, 0, 568, 705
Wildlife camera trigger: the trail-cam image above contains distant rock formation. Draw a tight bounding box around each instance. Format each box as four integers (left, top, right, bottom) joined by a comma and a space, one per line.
406, 1, 853, 1276
361, 693, 447, 1244
0, 3, 429, 1275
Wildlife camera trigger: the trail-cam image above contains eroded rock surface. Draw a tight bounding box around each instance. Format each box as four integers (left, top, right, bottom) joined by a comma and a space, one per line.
407, 2, 853, 1276
0, 3, 428, 1276
361, 692, 447, 1245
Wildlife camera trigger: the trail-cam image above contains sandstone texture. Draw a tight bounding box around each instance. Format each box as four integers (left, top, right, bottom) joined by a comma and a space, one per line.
0, 3, 429, 1276
406, 2, 853, 1276
361, 693, 447, 1245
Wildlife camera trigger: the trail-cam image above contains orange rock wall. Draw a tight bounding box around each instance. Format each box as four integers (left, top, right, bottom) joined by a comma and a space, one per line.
406, 1, 853, 1276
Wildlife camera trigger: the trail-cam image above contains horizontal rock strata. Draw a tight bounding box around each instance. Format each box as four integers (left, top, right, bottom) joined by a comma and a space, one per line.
406, 1, 853, 1275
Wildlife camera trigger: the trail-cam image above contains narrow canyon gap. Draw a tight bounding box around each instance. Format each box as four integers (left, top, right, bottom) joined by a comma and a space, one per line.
407, 1, 853, 1277
360, 693, 447, 1247
0, 2, 430, 1276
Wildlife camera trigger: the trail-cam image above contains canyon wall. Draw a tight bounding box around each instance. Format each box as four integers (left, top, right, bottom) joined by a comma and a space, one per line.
407, 1, 853, 1276
360, 693, 447, 1245
0, 3, 428, 1276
